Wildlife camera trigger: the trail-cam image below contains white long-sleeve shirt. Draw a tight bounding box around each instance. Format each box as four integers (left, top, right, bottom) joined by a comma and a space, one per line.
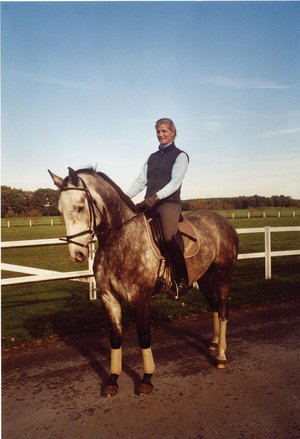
126, 152, 189, 200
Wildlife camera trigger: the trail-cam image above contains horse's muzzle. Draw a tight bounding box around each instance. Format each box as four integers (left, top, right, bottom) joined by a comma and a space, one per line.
73, 249, 88, 263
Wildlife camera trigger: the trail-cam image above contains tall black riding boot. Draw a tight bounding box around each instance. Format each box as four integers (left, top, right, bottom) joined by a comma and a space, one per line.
165, 236, 189, 299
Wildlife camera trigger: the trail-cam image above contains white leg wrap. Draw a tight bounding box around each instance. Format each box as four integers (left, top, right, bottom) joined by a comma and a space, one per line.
142, 348, 155, 374
218, 348, 226, 361
219, 319, 227, 351
111, 348, 122, 375
217, 319, 228, 361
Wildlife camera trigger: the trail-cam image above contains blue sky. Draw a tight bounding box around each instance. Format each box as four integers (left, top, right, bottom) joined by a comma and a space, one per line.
2, 1, 300, 200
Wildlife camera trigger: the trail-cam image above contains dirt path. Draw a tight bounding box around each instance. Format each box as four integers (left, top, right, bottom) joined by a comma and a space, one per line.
2, 302, 300, 439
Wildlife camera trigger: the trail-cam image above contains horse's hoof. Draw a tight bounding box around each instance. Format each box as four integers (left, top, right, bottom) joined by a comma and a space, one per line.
101, 374, 119, 397
136, 374, 154, 395
209, 342, 218, 351
216, 360, 227, 369
101, 384, 119, 397
137, 382, 153, 396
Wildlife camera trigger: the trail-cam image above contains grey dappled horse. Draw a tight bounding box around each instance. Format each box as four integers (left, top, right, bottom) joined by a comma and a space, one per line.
49, 167, 239, 397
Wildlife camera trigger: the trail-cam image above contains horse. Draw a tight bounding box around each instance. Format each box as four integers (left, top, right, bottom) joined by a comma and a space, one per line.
49, 167, 239, 397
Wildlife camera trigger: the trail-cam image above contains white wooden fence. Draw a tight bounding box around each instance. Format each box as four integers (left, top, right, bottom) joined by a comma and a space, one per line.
1, 226, 299, 300
1, 239, 97, 300
237, 226, 300, 279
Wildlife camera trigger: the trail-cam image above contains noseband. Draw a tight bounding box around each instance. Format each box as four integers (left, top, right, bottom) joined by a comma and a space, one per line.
60, 177, 103, 249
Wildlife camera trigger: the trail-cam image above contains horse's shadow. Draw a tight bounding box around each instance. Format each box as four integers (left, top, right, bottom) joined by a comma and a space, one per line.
24, 305, 216, 394
65, 323, 217, 391
63, 334, 143, 394
23, 308, 142, 394
156, 323, 217, 370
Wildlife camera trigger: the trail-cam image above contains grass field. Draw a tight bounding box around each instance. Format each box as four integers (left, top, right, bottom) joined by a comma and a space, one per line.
2, 207, 300, 228
1, 214, 300, 348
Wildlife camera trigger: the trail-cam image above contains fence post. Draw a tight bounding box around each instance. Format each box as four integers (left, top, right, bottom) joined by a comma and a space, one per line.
264, 226, 272, 279
248, 212, 250, 219
51, 219, 54, 226
29, 220, 32, 227
293, 211, 296, 218
88, 241, 97, 300
232, 212, 235, 219
278, 211, 281, 218
7, 221, 10, 228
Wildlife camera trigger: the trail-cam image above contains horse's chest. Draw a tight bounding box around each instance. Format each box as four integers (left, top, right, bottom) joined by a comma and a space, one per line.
94, 247, 154, 289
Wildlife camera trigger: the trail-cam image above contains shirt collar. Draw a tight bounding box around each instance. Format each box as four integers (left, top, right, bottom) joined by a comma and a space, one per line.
158, 142, 175, 153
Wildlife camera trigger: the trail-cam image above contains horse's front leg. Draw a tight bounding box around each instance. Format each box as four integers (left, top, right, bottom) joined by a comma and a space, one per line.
134, 298, 155, 395
100, 291, 123, 397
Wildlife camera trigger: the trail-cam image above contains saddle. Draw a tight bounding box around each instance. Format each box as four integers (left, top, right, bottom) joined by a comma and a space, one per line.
144, 211, 200, 261
143, 211, 200, 295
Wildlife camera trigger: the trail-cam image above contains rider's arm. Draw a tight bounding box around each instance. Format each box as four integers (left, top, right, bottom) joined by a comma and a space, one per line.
126, 161, 148, 199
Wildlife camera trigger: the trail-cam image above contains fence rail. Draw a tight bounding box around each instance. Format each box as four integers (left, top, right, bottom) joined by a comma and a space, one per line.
1, 226, 300, 300
2, 209, 300, 228
236, 226, 300, 279
1, 239, 97, 300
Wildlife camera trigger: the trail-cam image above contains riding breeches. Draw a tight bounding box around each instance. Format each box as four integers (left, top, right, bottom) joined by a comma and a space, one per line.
154, 202, 181, 242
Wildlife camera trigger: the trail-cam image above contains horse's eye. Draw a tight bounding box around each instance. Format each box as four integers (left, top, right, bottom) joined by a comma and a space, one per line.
77, 206, 84, 213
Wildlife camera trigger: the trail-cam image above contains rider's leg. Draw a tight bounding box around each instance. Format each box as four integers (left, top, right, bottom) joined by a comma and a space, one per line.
155, 202, 189, 297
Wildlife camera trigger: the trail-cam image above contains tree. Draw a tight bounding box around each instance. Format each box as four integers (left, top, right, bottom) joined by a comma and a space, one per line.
1, 186, 60, 217
1, 186, 29, 216
31, 189, 60, 216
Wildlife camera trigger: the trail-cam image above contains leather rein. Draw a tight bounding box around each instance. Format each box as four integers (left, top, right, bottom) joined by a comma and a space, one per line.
60, 177, 143, 248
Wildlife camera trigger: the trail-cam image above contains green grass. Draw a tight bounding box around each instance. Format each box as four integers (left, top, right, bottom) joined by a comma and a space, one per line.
215, 207, 300, 219
1, 216, 64, 228
234, 217, 300, 254
2, 208, 299, 228
1, 224, 67, 241
1, 215, 300, 348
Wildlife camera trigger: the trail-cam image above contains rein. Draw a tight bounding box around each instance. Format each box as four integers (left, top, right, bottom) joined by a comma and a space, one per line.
60, 176, 143, 248
98, 211, 144, 242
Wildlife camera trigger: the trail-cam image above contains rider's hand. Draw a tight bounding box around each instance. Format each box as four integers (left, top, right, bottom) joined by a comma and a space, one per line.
137, 194, 159, 212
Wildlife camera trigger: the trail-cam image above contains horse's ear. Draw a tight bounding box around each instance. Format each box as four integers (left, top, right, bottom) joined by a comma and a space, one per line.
48, 170, 63, 189
68, 167, 79, 186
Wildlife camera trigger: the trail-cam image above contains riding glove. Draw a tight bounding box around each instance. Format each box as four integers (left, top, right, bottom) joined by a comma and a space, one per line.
137, 194, 158, 212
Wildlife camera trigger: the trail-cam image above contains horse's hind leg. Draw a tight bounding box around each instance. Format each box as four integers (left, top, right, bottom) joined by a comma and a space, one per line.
134, 298, 155, 395
100, 291, 123, 397
215, 302, 229, 369
198, 267, 230, 369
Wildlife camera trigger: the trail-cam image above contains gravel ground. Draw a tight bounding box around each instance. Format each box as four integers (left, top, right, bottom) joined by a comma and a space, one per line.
2, 302, 300, 439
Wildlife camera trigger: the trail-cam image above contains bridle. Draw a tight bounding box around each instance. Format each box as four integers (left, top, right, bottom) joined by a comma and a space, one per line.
60, 176, 143, 249
59, 177, 103, 248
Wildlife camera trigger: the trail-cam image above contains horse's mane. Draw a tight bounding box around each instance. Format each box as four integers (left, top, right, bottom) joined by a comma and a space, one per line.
74, 167, 140, 214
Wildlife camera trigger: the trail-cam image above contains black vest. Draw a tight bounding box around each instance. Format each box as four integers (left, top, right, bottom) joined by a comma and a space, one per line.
145, 143, 187, 202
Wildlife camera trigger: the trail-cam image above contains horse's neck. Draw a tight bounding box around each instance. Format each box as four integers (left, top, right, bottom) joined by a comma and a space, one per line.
92, 176, 136, 232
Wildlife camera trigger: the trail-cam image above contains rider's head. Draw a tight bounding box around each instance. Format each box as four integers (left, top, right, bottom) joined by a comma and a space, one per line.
155, 118, 177, 146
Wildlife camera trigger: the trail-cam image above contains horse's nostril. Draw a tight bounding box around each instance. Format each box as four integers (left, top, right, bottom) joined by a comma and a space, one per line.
75, 251, 86, 262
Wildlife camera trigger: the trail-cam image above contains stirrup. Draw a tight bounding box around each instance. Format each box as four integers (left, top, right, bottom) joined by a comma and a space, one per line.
167, 280, 188, 300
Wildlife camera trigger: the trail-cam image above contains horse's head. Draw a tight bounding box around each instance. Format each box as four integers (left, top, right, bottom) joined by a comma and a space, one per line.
49, 167, 101, 262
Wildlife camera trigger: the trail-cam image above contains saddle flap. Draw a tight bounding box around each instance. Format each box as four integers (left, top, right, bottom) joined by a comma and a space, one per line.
145, 214, 200, 260
178, 219, 199, 258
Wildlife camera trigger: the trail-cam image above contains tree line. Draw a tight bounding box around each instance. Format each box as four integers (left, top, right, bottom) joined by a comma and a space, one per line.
1, 186, 60, 217
181, 195, 300, 211
1, 185, 300, 218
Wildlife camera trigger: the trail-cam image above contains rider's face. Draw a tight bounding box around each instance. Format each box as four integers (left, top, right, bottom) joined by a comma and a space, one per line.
156, 123, 175, 146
